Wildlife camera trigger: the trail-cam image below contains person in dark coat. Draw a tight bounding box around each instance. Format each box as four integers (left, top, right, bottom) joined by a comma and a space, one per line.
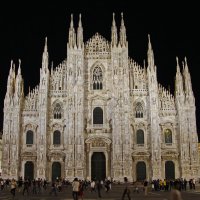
121, 177, 131, 200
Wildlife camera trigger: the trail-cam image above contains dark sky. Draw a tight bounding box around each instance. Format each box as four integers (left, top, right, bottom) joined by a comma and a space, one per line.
0, 1, 199, 139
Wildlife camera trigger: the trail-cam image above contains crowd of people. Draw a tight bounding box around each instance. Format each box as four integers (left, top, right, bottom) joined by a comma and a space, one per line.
149, 178, 196, 191
0, 176, 198, 199
0, 176, 113, 199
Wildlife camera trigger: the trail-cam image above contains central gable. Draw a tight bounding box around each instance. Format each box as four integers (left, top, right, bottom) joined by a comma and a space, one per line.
85, 32, 111, 59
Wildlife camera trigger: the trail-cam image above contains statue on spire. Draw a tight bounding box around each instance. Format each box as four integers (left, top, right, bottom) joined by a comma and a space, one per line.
68, 14, 76, 48
147, 34, 154, 68
42, 37, 49, 70
119, 12, 127, 47
111, 12, 118, 47
77, 13, 83, 49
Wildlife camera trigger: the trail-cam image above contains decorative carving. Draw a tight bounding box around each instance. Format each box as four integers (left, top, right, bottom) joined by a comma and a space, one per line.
92, 139, 106, 147
85, 33, 110, 59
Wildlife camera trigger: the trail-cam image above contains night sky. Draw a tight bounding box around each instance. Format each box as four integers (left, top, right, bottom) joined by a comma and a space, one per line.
0, 1, 199, 139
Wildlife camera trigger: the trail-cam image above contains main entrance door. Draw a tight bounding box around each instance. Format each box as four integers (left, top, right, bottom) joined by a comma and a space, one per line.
52, 162, 61, 181
91, 152, 106, 181
24, 161, 34, 180
165, 161, 175, 180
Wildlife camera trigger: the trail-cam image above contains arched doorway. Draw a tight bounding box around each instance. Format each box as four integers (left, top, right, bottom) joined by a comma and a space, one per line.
136, 161, 146, 181
52, 162, 61, 181
24, 161, 34, 180
91, 152, 106, 181
165, 161, 175, 180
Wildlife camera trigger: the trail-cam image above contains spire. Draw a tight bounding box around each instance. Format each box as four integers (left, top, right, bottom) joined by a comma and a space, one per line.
17, 59, 21, 75
42, 37, 49, 70
147, 34, 154, 67
68, 14, 76, 48
175, 56, 184, 96
77, 13, 83, 49
183, 57, 193, 96
15, 59, 23, 97
51, 61, 53, 75
44, 37, 48, 52
8, 60, 14, 80
6, 60, 15, 97
70, 13, 74, 28
111, 12, 118, 47
78, 13, 82, 27
184, 57, 189, 73
119, 12, 127, 47
121, 12, 124, 26
176, 57, 180, 74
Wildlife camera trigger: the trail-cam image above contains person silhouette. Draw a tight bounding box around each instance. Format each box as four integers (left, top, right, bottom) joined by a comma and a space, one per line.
121, 177, 131, 200
170, 189, 183, 200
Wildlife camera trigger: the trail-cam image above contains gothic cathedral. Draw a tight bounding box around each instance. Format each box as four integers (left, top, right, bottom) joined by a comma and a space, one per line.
2, 13, 199, 181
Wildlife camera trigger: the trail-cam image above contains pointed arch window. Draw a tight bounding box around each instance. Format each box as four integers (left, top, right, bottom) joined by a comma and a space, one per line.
53, 130, 61, 145
93, 107, 103, 124
164, 129, 172, 144
26, 130, 33, 144
136, 129, 144, 144
93, 66, 103, 90
53, 103, 62, 119
135, 102, 143, 118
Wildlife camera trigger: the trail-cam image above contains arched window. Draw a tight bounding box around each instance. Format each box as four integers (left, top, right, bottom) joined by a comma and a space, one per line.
136, 129, 144, 144
26, 130, 33, 144
93, 107, 103, 124
135, 102, 143, 118
93, 66, 103, 90
164, 129, 172, 144
53, 130, 61, 145
53, 103, 62, 119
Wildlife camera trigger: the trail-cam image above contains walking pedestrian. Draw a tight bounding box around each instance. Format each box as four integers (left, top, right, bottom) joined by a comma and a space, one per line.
170, 189, 183, 200
121, 177, 131, 200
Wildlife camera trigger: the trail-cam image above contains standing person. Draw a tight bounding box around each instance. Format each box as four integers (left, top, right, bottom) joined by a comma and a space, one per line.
121, 177, 131, 200
78, 180, 84, 200
23, 178, 29, 196
96, 180, 102, 198
43, 179, 47, 190
192, 178, 196, 190
183, 179, 187, 191
10, 179, 17, 199
72, 178, 80, 200
90, 180, 96, 192
144, 179, 148, 195
17, 177, 23, 192
49, 181, 57, 196
32, 179, 37, 194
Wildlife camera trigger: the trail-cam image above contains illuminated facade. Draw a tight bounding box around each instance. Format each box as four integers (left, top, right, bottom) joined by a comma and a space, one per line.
2, 13, 199, 181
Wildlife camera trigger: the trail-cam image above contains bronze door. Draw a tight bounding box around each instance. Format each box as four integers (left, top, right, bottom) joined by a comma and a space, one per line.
91, 152, 106, 181
24, 161, 34, 180
165, 161, 175, 180
52, 162, 61, 181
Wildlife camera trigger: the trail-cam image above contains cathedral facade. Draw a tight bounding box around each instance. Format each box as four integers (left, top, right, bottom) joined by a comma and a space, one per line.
2, 13, 199, 181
